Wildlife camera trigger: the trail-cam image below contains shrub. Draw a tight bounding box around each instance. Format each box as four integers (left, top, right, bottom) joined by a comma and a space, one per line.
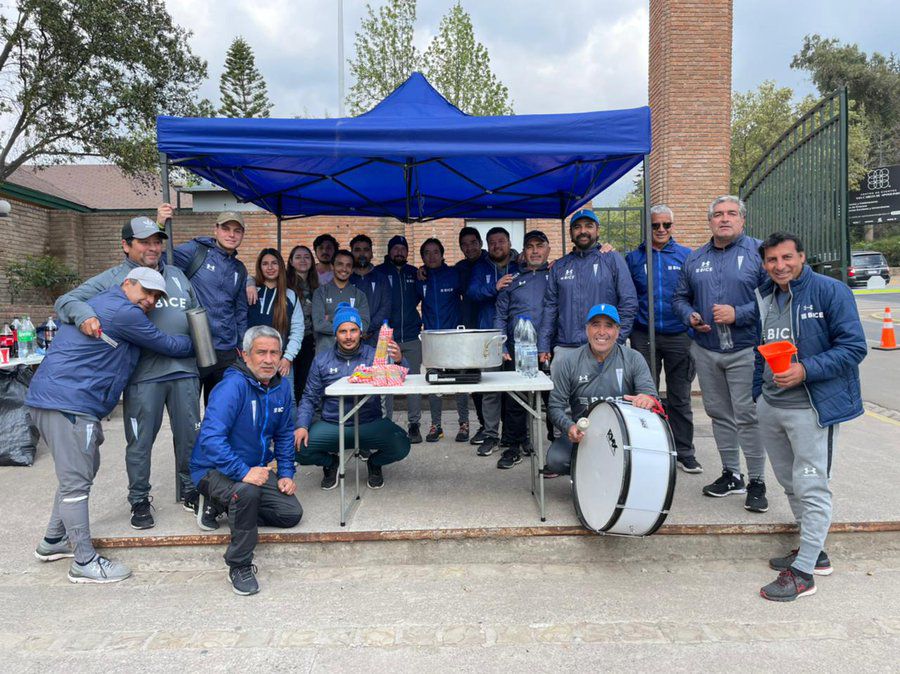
4, 255, 80, 303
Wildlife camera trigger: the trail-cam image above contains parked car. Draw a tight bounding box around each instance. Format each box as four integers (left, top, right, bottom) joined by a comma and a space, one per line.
847, 250, 891, 288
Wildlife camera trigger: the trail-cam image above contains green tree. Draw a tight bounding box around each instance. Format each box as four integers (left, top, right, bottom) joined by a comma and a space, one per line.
346, 0, 419, 116
422, 2, 513, 116
0, 0, 207, 182
219, 37, 273, 118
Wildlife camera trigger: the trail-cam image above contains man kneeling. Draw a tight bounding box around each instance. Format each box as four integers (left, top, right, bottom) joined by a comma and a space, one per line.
190, 325, 302, 596
295, 303, 411, 490
545, 304, 659, 476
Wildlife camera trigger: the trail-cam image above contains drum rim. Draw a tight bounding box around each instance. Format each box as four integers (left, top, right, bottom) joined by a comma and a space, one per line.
643, 413, 678, 536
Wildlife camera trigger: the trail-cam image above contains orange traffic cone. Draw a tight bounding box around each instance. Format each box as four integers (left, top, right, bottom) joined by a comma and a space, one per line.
874, 307, 898, 351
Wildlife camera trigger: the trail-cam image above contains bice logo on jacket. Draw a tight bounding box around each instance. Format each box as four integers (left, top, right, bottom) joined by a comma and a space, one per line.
695, 260, 712, 273
273, 406, 285, 414
561, 269, 575, 281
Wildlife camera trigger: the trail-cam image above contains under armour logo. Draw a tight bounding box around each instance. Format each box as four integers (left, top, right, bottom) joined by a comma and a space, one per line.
205, 263, 216, 272
578, 374, 590, 382
802, 466, 818, 476
328, 367, 340, 374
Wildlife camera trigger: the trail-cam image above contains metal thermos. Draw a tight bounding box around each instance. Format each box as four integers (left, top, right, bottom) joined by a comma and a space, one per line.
186, 308, 217, 368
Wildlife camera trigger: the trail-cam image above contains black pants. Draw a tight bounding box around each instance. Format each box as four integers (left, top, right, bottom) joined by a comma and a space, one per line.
630, 328, 695, 459
200, 469, 303, 568
499, 345, 528, 445
293, 334, 316, 403
199, 349, 239, 408
472, 393, 485, 428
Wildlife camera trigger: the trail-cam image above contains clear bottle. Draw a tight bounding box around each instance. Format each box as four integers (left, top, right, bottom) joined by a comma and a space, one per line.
515, 314, 539, 378
17, 315, 37, 359
716, 323, 734, 351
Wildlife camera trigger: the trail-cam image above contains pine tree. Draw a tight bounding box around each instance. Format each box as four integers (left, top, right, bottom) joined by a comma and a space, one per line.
219, 37, 273, 118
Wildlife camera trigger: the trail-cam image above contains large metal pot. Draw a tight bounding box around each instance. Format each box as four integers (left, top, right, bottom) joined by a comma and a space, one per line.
420, 327, 507, 370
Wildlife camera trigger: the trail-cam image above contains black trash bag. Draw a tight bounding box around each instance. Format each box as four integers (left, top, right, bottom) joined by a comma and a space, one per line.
0, 366, 39, 466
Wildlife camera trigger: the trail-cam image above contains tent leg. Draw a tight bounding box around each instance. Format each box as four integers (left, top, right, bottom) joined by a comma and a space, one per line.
159, 152, 174, 266
277, 215, 282, 253
642, 155, 657, 387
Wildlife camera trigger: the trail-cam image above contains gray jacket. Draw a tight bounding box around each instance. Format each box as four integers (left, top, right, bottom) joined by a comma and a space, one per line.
311, 280, 370, 353
55, 258, 199, 383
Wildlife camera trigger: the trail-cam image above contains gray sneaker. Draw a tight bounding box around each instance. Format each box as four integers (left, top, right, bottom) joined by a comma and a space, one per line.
34, 537, 74, 562
67, 555, 132, 584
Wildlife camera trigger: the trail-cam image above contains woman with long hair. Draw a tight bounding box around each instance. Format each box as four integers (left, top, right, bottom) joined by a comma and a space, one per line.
286, 245, 318, 403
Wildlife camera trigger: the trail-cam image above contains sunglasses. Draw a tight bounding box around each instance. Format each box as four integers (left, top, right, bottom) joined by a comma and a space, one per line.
652, 222, 673, 230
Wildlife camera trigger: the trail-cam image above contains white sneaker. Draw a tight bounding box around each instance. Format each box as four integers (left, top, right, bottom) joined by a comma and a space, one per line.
67, 555, 132, 584
34, 537, 74, 562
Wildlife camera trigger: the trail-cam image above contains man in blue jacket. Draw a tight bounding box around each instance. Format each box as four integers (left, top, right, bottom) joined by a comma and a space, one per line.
375, 235, 423, 443
27, 268, 193, 585
673, 195, 770, 512
752, 233, 867, 602
349, 234, 391, 345
190, 325, 302, 596
626, 205, 701, 474
295, 303, 411, 490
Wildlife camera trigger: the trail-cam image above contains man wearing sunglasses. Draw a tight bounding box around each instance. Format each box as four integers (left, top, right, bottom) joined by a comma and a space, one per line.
626, 206, 701, 474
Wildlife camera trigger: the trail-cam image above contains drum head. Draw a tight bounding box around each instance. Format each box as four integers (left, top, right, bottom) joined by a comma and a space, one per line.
571, 401, 630, 532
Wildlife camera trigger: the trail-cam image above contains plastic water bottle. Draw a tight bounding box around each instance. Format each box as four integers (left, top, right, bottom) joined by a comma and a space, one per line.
716, 323, 734, 351
17, 315, 36, 359
515, 314, 539, 378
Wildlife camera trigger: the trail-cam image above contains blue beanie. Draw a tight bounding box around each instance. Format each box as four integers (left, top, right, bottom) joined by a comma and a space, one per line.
332, 302, 362, 334
387, 235, 408, 251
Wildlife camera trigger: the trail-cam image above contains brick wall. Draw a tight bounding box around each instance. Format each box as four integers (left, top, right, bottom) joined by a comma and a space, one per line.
648, 0, 732, 248
0, 196, 56, 322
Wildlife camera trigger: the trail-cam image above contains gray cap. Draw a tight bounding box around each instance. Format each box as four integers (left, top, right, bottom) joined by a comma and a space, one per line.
125, 267, 169, 297
215, 211, 245, 228
123, 216, 167, 241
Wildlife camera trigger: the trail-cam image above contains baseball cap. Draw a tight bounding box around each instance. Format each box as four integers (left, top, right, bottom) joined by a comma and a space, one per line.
586, 303, 620, 325
215, 211, 245, 228
125, 267, 169, 297
569, 209, 600, 227
122, 216, 167, 241
523, 229, 549, 244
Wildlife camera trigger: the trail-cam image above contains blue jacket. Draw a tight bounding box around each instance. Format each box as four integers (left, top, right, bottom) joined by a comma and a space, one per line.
417, 264, 462, 329
467, 256, 519, 329
625, 239, 693, 334
494, 264, 550, 353
26, 287, 193, 419
190, 361, 296, 485
673, 234, 767, 352
752, 266, 867, 427
375, 260, 421, 343
173, 237, 248, 351
454, 251, 489, 328
538, 246, 638, 351
350, 268, 392, 343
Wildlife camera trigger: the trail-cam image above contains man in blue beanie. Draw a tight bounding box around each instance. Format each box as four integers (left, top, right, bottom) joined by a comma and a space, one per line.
295, 303, 411, 490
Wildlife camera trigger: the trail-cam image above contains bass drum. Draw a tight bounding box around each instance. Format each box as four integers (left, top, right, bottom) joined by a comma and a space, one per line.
571, 400, 676, 536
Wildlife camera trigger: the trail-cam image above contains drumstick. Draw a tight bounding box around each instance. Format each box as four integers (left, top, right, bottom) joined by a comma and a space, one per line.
576, 417, 590, 431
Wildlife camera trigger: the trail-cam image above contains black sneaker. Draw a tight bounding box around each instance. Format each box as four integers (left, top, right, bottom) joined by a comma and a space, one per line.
321, 464, 338, 490
769, 549, 833, 576
358, 448, 372, 462
426, 425, 443, 442
197, 493, 221, 531
367, 463, 384, 489
477, 437, 498, 457
677, 456, 703, 473
702, 470, 746, 497
759, 567, 816, 602
520, 441, 534, 457
182, 491, 199, 513
470, 426, 487, 445
130, 497, 155, 530
229, 564, 260, 596
455, 422, 470, 442
497, 448, 522, 469
408, 423, 423, 444
744, 478, 768, 512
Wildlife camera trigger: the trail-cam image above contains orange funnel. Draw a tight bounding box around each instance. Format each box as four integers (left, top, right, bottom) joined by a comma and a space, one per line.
758, 340, 797, 374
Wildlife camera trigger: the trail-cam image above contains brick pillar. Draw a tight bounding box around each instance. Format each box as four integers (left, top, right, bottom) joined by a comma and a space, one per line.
648, 0, 732, 248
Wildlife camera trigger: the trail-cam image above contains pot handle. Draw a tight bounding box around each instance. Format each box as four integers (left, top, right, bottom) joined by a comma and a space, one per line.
456, 325, 466, 330
483, 334, 508, 358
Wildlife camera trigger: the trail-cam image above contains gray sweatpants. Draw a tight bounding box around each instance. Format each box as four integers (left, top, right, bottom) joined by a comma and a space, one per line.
691, 343, 766, 480
384, 338, 422, 425
30, 408, 104, 565
123, 376, 201, 504
757, 397, 837, 575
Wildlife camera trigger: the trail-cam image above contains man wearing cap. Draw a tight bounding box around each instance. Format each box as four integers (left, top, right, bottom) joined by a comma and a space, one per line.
492, 229, 552, 468
625, 205, 701, 474
545, 304, 658, 477
753, 232, 866, 602
375, 235, 424, 443
539, 209, 639, 373
28, 269, 194, 584
313, 248, 370, 353
55, 215, 202, 529
295, 303, 411, 490
158, 204, 249, 407
349, 234, 391, 346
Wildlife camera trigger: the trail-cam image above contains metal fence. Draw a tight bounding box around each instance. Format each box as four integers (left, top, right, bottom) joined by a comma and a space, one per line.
739, 88, 849, 281
594, 206, 645, 254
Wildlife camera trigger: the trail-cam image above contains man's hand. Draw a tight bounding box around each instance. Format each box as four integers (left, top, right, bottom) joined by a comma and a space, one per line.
712, 304, 736, 325
246, 285, 258, 306
495, 273, 514, 292
294, 428, 309, 449
689, 312, 712, 333
539, 351, 551, 363
277, 358, 291, 376
599, 242, 615, 254
156, 203, 174, 225
243, 466, 270, 486
277, 477, 296, 496
624, 394, 656, 410
773, 362, 805, 389
567, 423, 585, 444
417, 265, 428, 281
79, 317, 101, 338
387, 339, 402, 362
502, 352, 512, 361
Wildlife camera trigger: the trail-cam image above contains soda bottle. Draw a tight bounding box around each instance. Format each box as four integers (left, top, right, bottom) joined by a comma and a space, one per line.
0, 324, 14, 358
515, 314, 539, 378
17, 315, 36, 359
44, 316, 58, 346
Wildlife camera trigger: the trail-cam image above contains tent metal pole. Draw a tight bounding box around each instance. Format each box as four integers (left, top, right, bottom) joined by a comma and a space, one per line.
642, 154, 657, 387
277, 195, 283, 253
158, 152, 174, 266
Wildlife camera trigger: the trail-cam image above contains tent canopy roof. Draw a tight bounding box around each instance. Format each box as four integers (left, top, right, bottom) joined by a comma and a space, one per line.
157, 72, 651, 222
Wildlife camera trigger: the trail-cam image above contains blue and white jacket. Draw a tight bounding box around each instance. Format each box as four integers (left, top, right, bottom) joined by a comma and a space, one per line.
27, 286, 193, 419
190, 361, 296, 485
672, 234, 767, 352
467, 256, 519, 330
538, 246, 638, 351
375, 259, 421, 343
417, 263, 462, 330
454, 251, 489, 328
625, 239, 693, 334
752, 265, 867, 427
350, 268, 392, 343
494, 264, 550, 353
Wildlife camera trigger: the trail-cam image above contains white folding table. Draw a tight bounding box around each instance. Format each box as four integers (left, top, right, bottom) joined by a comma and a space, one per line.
324, 371, 554, 526
0, 355, 44, 371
